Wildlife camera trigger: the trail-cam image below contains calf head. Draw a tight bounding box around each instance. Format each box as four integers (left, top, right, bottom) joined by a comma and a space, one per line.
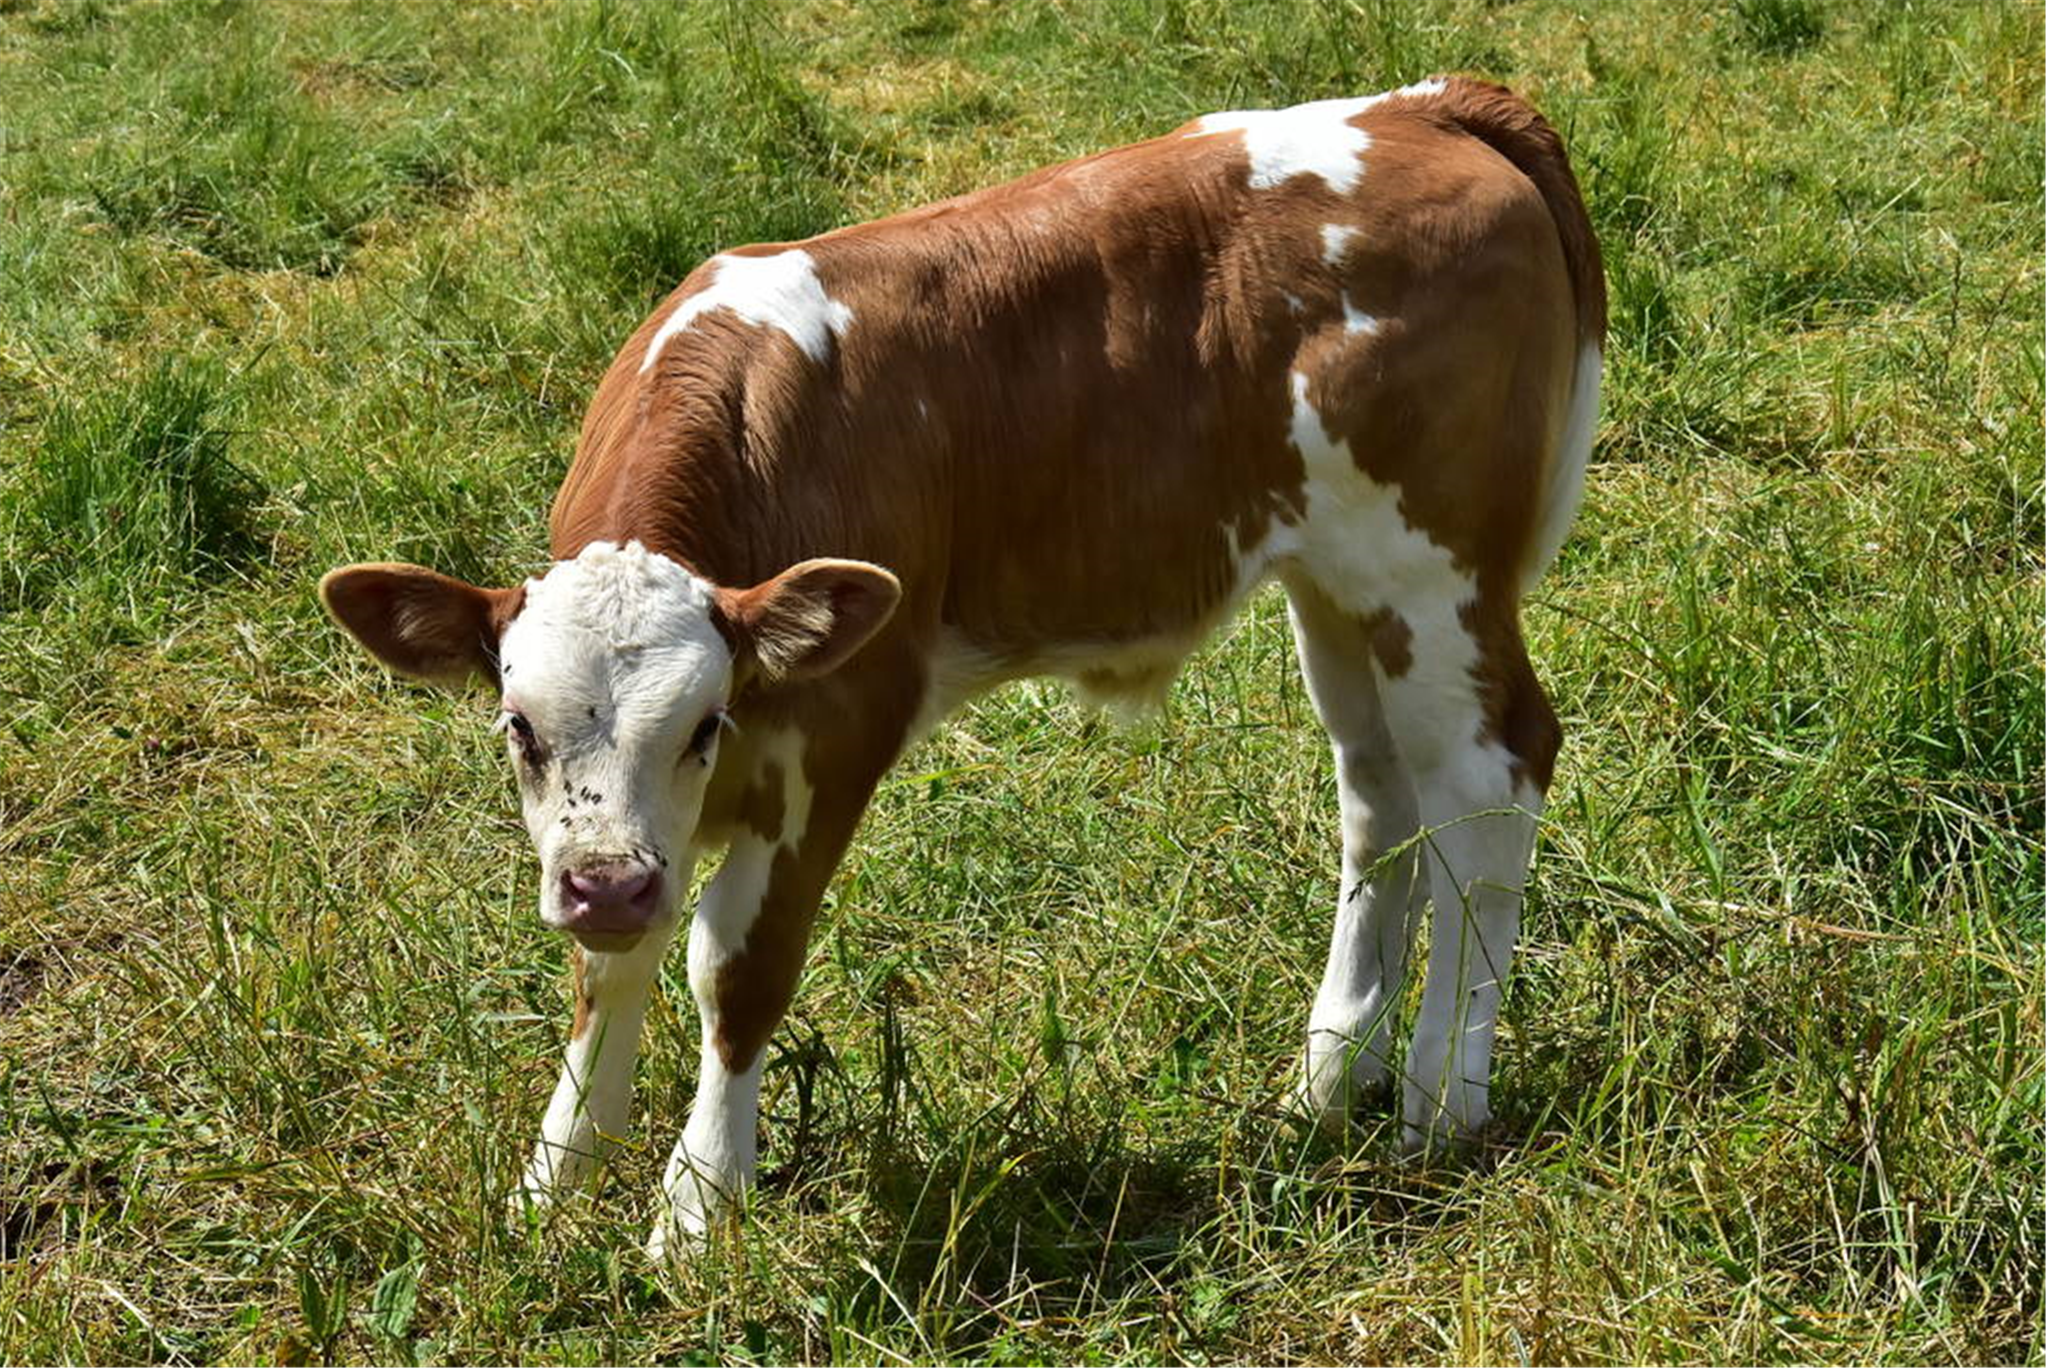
320, 540, 898, 949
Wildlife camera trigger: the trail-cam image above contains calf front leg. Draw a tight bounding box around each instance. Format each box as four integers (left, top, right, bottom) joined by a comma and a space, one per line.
651, 834, 781, 1252
649, 731, 882, 1259
520, 923, 681, 1205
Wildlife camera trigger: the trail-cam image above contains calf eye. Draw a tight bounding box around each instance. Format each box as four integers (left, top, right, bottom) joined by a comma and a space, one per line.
685, 711, 723, 760
497, 711, 544, 767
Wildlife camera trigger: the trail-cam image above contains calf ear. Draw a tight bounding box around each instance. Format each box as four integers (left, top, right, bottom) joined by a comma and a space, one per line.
717, 558, 901, 686
319, 562, 526, 687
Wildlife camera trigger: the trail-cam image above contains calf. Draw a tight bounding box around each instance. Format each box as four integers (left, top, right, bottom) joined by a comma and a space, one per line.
321, 76, 1604, 1257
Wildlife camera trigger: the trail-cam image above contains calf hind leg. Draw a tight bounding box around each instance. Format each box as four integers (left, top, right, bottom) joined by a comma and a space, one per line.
1377, 611, 1558, 1155
1284, 583, 1428, 1131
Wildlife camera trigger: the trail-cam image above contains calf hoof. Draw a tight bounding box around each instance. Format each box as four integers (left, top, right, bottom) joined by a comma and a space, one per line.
645, 1172, 735, 1268
1398, 1110, 1501, 1165
508, 1156, 594, 1228
644, 1213, 700, 1268
1288, 1041, 1392, 1135
1287, 1075, 1361, 1136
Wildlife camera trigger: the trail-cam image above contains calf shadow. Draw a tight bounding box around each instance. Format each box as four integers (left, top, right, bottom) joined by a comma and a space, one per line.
753, 1070, 1531, 1358
825, 1126, 1218, 1349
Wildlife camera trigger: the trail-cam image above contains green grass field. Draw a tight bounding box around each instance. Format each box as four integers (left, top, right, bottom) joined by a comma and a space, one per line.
1, 0, 2039, 1362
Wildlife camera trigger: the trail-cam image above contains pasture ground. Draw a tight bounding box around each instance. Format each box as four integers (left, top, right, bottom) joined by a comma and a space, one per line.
0, 0, 2039, 1362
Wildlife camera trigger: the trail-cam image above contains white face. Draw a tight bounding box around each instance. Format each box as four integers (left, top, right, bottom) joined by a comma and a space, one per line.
494, 541, 731, 947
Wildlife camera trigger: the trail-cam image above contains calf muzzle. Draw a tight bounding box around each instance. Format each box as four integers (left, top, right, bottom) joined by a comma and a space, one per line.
559, 861, 664, 947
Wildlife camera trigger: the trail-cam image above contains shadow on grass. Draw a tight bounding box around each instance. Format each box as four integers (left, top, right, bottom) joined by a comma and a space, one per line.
778, 1070, 1521, 1359
819, 1126, 1227, 1357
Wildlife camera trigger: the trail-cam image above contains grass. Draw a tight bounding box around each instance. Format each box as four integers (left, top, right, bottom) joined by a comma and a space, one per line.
0, 0, 2039, 1362
3, 358, 258, 611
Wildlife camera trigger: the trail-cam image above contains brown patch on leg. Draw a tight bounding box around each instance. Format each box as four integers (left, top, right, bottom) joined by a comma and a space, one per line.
704, 684, 909, 1075
1362, 607, 1415, 678
1499, 659, 1560, 793
710, 845, 819, 1073
1462, 601, 1560, 793
571, 947, 592, 1041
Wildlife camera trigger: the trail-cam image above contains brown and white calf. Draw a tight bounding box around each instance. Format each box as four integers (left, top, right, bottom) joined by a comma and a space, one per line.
321, 77, 1604, 1256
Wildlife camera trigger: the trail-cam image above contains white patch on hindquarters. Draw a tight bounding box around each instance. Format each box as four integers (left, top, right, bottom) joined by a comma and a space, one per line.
1190, 98, 1373, 193
1188, 80, 1447, 193
1341, 298, 1381, 336
641, 249, 853, 372
1260, 371, 1511, 787
1320, 227, 1380, 335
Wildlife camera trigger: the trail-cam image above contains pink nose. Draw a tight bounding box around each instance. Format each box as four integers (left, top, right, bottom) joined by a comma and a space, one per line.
560, 862, 662, 935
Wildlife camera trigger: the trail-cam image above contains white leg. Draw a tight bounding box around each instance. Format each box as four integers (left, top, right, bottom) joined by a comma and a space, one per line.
1374, 615, 1552, 1155
648, 835, 780, 1259
1285, 592, 1426, 1128
649, 1036, 763, 1259
1398, 757, 1538, 1153
642, 725, 880, 1262
519, 916, 683, 1204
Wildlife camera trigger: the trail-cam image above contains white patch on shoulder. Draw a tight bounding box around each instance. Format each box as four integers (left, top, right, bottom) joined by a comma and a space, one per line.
1341, 297, 1380, 336
1189, 80, 1447, 193
640, 249, 853, 373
